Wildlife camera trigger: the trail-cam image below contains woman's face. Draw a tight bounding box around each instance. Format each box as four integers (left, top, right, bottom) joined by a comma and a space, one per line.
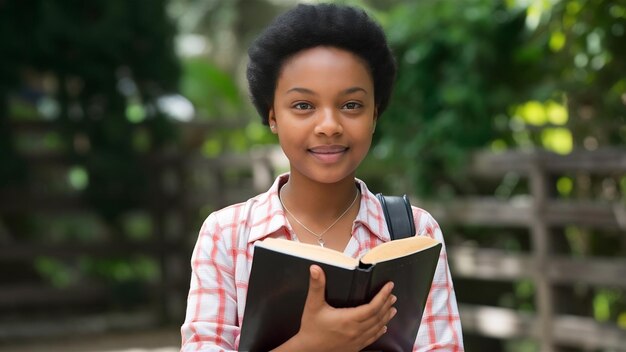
269, 46, 377, 185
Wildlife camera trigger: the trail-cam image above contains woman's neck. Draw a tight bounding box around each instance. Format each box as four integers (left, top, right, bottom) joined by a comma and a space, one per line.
280, 172, 359, 221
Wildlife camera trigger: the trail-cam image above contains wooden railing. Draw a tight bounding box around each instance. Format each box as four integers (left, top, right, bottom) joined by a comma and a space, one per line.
0, 121, 283, 340
428, 149, 626, 351
0, 143, 191, 339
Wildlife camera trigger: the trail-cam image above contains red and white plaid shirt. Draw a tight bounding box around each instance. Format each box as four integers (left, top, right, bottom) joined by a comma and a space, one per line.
181, 174, 464, 351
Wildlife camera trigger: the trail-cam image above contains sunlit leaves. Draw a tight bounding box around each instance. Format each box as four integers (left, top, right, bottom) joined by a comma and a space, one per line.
202, 138, 222, 157
511, 100, 572, 153
517, 101, 548, 125
593, 289, 624, 322
525, 0, 556, 29
619, 312, 626, 329
376, 0, 531, 196
126, 101, 146, 123
245, 122, 272, 144
35, 257, 76, 288
68, 165, 89, 191
549, 30, 566, 51
180, 57, 241, 118
541, 127, 572, 154
545, 101, 568, 124
556, 176, 573, 196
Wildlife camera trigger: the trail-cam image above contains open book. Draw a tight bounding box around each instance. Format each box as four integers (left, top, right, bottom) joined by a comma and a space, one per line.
239, 236, 442, 351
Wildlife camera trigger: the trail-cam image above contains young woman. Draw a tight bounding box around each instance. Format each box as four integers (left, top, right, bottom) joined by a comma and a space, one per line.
181, 4, 463, 351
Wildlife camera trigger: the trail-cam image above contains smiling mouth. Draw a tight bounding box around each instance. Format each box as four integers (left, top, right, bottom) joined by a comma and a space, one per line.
308, 146, 348, 163
308, 145, 348, 154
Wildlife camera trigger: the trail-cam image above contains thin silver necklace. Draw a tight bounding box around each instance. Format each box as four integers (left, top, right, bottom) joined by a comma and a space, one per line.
279, 187, 360, 247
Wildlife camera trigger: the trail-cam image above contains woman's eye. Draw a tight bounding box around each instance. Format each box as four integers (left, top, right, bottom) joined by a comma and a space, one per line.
343, 102, 362, 110
293, 102, 313, 110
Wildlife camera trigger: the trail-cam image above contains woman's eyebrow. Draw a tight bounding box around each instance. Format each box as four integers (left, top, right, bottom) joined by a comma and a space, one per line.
341, 87, 368, 95
285, 87, 368, 95
286, 87, 316, 95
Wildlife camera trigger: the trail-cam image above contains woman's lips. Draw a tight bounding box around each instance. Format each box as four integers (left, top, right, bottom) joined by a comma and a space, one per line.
308, 145, 348, 163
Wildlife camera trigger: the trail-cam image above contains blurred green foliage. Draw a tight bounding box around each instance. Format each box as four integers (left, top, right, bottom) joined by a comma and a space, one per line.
358, 0, 626, 345
0, 0, 180, 221
180, 58, 241, 118
178, 57, 275, 157
367, 0, 625, 197
0, 0, 179, 292
373, 0, 533, 196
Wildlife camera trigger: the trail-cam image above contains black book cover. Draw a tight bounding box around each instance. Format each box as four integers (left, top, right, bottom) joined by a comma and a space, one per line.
239, 237, 442, 351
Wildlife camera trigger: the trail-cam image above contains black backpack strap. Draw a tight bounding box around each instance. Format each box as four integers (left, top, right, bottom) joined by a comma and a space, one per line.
375, 194, 416, 240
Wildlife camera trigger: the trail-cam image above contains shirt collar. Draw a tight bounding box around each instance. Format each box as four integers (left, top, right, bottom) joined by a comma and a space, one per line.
354, 180, 391, 242
247, 173, 391, 243
248, 173, 291, 243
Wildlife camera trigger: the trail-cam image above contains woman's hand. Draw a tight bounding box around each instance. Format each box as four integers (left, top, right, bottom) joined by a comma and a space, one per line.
275, 265, 397, 352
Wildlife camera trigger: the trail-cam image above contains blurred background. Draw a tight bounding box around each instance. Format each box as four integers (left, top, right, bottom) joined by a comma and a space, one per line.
0, 0, 624, 351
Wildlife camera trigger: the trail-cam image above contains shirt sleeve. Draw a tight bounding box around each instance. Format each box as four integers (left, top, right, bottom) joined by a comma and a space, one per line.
181, 213, 240, 352
413, 209, 464, 351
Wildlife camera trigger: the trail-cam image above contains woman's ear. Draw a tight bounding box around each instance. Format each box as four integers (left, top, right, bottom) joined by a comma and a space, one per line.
268, 108, 277, 134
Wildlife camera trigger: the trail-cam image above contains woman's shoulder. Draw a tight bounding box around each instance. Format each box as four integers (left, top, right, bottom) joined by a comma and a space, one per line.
200, 174, 287, 241
411, 205, 438, 223
204, 192, 267, 227
411, 205, 444, 240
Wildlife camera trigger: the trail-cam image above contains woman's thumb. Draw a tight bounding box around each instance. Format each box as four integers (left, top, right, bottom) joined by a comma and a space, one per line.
304, 265, 326, 309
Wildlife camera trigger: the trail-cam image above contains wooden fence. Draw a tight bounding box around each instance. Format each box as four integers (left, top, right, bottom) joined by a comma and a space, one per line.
430, 149, 626, 351
0, 121, 284, 341
0, 121, 192, 339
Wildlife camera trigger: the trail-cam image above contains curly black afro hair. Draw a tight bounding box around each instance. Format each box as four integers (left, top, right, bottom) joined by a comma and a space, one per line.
247, 3, 397, 125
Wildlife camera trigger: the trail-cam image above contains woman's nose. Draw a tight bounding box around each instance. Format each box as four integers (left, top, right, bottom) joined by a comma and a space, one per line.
314, 107, 343, 136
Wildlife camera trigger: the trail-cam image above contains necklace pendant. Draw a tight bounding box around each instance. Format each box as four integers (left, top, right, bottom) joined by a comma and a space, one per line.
318, 238, 325, 247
